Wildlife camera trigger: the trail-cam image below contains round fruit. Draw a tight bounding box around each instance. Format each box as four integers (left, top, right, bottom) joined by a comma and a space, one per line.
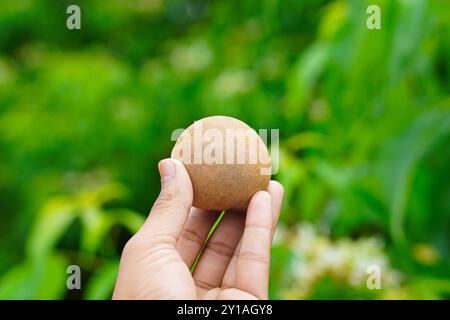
171, 116, 271, 211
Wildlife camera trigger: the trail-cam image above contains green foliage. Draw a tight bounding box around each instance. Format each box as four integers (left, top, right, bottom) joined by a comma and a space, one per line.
0, 0, 449, 299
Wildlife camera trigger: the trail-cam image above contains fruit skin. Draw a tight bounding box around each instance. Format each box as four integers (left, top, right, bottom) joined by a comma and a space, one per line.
171, 116, 271, 211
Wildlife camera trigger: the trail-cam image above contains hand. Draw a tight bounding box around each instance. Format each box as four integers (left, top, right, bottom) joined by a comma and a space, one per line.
113, 158, 284, 300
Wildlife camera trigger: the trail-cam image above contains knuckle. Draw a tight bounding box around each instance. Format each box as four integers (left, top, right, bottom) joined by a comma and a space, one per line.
239, 250, 269, 264
195, 278, 215, 291
246, 222, 272, 233
152, 189, 176, 210
159, 188, 176, 202
205, 240, 235, 258
180, 228, 205, 247
151, 188, 189, 212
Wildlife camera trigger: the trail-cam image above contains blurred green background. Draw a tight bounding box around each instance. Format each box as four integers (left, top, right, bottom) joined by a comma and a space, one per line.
0, 0, 449, 299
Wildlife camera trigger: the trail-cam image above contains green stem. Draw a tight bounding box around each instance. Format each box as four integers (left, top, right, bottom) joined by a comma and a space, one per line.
190, 210, 226, 273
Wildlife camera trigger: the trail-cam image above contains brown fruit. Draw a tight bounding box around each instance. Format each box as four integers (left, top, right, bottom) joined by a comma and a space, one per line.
171, 116, 271, 211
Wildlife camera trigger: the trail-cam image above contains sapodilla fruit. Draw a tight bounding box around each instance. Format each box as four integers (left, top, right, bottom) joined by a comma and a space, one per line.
171, 116, 271, 211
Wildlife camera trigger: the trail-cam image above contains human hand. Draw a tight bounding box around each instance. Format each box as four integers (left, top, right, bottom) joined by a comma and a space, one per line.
112, 158, 284, 300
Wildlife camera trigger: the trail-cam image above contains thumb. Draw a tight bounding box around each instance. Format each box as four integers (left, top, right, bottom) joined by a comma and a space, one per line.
138, 158, 193, 246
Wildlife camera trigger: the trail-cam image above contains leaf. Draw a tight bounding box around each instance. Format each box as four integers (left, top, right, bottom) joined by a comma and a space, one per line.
90, 183, 130, 207
36, 253, 68, 299
80, 207, 112, 254
389, 0, 428, 82
0, 262, 33, 299
285, 42, 330, 118
84, 260, 119, 300
110, 209, 145, 233
377, 108, 450, 245
26, 198, 78, 260
0, 253, 68, 299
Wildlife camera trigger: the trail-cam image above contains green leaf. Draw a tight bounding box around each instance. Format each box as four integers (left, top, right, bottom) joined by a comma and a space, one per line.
80, 207, 112, 254
110, 208, 145, 233
26, 198, 78, 260
0, 262, 33, 299
84, 260, 119, 300
377, 108, 450, 245
285, 42, 330, 118
36, 253, 68, 299
0, 253, 68, 299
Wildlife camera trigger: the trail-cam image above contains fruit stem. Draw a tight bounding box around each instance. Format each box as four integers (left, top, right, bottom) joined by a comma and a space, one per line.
190, 210, 226, 273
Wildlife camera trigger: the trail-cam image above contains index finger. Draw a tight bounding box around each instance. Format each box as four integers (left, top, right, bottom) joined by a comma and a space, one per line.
235, 191, 272, 300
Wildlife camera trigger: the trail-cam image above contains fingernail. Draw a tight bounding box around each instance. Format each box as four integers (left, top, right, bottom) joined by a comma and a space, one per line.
158, 159, 176, 182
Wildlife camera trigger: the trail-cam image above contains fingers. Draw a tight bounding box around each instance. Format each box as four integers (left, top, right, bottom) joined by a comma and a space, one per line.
222, 181, 284, 291
192, 210, 245, 296
236, 191, 272, 299
235, 191, 272, 299
136, 158, 194, 246
221, 239, 242, 289
267, 181, 284, 239
176, 208, 219, 268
